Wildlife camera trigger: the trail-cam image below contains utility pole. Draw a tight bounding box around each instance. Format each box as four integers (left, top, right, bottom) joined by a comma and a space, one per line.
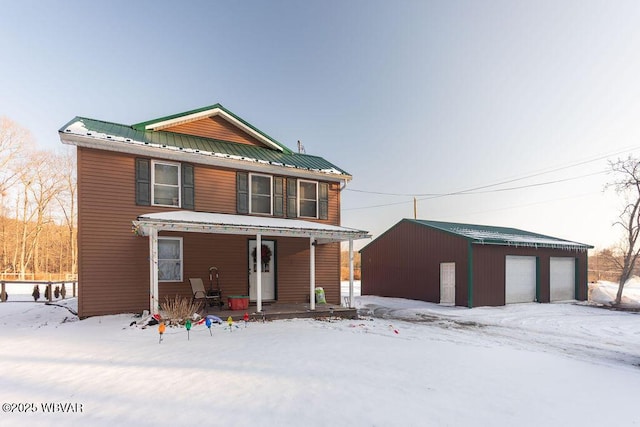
413, 197, 417, 219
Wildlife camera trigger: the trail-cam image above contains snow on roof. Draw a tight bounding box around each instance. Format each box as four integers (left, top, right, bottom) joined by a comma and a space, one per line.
134, 211, 370, 242
60, 119, 350, 179
451, 227, 587, 249
410, 219, 592, 250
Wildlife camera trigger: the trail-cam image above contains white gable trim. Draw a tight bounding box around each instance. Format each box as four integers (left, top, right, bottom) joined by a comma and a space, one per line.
143, 107, 284, 152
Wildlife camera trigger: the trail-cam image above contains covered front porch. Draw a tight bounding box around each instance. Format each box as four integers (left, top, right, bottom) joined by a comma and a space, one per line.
132, 211, 369, 316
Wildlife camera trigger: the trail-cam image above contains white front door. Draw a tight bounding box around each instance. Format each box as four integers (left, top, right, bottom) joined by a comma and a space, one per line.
249, 240, 275, 301
440, 262, 456, 305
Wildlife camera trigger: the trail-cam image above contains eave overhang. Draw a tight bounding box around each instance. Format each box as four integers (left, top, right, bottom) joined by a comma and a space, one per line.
59, 131, 352, 183
132, 211, 370, 244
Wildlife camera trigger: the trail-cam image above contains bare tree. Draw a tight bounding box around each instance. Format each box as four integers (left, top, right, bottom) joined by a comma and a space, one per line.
0, 118, 76, 280
12, 149, 64, 279
55, 148, 77, 276
608, 156, 640, 305
0, 117, 31, 274
0, 117, 31, 193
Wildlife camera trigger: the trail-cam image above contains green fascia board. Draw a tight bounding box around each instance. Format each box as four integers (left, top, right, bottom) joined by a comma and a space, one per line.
59, 117, 350, 176
405, 219, 593, 250
131, 103, 293, 154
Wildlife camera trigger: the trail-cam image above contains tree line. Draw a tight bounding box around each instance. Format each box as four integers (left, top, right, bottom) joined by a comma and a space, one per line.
0, 117, 76, 280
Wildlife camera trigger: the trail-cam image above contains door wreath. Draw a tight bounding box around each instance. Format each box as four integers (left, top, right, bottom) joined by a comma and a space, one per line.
252, 244, 272, 265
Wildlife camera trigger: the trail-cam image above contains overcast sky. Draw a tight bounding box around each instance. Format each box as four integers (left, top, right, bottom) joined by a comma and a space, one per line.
2, 0, 640, 250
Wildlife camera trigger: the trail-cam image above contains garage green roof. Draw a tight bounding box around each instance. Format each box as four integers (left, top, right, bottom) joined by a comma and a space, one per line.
58, 113, 350, 178
407, 219, 593, 250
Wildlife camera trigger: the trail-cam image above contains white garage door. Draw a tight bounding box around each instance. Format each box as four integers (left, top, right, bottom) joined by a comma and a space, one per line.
550, 257, 575, 301
505, 256, 537, 304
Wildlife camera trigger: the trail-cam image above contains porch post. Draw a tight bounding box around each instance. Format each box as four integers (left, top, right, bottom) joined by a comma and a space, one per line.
256, 233, 262, 312
349, 238, 354, 308
310, 237, 316, 310
149, 228, 159, 315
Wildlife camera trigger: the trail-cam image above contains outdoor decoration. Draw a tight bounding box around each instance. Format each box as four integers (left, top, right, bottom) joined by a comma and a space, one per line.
227, 316, 233, 332
205, 317, 213, 336
32, 285, 40, 301
185, 319, 192, 340
158, 322, 166, 344
251, 244, 272, 265
243, 312, 249, 328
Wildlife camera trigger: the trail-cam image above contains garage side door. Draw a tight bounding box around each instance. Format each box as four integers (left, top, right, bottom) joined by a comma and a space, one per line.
550, 257, 575, 301
505, 256, 537, 304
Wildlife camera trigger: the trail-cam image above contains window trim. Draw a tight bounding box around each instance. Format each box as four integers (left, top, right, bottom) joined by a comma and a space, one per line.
158, 237, 183, 282
298, 179, 318, 218
151, 160, 181, 207
249, 173, 273, 215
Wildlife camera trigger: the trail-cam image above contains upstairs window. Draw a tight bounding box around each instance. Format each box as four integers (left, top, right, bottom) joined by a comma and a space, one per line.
298, 180, 318, 218
152, 161, 180, 207
250, 174, 272, 215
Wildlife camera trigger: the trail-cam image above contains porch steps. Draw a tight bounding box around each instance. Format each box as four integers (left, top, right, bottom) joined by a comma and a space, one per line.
204, 303, 358, 322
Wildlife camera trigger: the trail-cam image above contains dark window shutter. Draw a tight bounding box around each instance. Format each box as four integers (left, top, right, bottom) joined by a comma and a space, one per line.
286, 178, 297, 218
181, 163, 195, 210
237, 172, 249, 214
273, 177, 284, 217
135, 158, 150, 206
319, 182, 329, 220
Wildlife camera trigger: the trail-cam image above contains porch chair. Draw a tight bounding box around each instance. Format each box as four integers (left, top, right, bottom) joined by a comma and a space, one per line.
189, 278, 223, 310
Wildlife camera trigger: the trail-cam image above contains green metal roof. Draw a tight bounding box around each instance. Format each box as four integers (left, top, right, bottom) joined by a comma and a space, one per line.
407, 219, 593, 250
58, 115, 350, 177
131, 103, 293, 154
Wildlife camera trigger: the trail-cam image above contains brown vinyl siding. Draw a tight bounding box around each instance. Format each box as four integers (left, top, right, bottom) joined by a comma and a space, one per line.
162, 116, 266, 148
77, 147, 343, 317
77, 148, 154, 317
361, 219, 589, 307
194, 165, 237, 214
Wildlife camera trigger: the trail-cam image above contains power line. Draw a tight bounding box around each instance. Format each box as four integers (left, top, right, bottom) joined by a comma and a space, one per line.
343, 170, 607, 211
345, 144, 638, 198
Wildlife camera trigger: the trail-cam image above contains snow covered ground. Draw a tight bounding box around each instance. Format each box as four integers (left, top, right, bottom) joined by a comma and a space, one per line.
589, 278, 640, 307
0, 283, 639, 426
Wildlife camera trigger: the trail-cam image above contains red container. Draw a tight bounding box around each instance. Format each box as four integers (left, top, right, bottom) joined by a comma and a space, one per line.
228, 296, 249, 310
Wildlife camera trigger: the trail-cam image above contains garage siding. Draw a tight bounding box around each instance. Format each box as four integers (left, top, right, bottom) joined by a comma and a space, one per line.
361, 221, 469, 305
361, 220, 590, 308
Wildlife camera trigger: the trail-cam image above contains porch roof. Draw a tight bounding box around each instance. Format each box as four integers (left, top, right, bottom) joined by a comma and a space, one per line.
132, 210, 370, 243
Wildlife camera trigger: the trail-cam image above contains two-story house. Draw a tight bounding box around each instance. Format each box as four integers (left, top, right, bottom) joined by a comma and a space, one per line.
59, 104, 369, 318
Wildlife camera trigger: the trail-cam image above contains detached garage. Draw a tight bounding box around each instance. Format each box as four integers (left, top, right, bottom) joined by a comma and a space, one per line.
360, 219, 592, 307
